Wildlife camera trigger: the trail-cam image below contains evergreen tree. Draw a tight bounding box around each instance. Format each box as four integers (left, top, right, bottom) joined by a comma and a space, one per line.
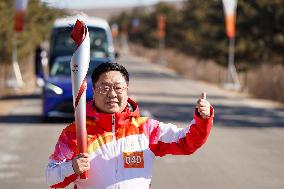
111, 0, 284, 69
0, 0, 66, 64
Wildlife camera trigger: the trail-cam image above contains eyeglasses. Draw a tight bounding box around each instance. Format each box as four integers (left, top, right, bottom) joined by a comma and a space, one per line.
95, 84, 127, 95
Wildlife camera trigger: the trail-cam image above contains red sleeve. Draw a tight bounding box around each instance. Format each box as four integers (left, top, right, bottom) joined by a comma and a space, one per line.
149, 106, 214, 157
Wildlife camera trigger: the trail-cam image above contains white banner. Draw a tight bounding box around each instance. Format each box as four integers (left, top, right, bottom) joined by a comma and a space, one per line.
14, 0, 28, 11
222, 0, 237, 15
222, 0, 238, 38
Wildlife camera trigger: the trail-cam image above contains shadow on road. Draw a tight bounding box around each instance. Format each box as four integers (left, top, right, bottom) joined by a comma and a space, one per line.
0, 99, 283, 128
0, 93, 41, 100
138, 101, 284, 128
0, 114, 74, 124
0, 92, 74, 125
0, 115, 75, 124
0, 91, 283, 128
130, 70, 183, 80
130, 92, 232, 100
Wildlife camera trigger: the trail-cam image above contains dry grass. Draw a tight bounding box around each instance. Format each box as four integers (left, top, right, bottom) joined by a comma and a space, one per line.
129, 43, 227, 84
246, 64, 284, 102
129, 43, 284, 103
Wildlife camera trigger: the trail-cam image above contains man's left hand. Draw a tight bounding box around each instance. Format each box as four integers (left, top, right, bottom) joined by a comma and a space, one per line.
196, 92, 211, 119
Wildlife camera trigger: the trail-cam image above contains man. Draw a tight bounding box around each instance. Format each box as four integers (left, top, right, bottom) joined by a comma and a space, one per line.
46, 62, 214, 189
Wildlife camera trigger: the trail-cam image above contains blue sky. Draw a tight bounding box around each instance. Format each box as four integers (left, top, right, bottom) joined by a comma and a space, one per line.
41, 0, 183, 9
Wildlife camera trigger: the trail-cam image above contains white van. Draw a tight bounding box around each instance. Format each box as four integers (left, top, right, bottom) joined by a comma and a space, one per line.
48, 13, 115, 70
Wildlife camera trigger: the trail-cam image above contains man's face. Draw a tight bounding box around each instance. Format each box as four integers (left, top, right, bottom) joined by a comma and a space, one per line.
93, 71, 128, 114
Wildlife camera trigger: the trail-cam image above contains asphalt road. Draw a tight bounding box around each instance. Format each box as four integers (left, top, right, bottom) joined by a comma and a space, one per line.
0, 54, 283, 189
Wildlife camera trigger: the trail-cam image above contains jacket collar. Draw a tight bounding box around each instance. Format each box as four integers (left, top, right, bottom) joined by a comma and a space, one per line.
86, 98, 140, 132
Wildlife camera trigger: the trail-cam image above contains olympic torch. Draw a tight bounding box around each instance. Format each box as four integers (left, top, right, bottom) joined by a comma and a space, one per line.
70, 20, 90, 179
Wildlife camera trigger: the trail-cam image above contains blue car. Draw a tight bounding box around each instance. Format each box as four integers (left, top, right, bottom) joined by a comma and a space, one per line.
42, 56, 110, 119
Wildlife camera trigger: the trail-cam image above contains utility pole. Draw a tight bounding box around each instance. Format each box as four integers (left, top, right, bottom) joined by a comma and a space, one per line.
7, 0, 29, 88
10, 32, 24, 88
227, 37, 240, 88
222, 0, 240, 90
157, 14, 166, 65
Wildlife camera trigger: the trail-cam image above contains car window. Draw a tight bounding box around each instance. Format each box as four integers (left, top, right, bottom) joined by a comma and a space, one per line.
89, 29, 109, 58
50, 60, 71, 77
51, 27, 109, 59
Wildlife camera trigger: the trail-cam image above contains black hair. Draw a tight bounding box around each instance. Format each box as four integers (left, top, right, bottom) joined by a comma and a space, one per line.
91, 62, 129, 87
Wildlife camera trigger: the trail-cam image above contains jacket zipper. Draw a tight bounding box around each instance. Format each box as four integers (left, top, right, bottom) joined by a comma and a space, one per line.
112, 114, 116, 141
112, 114, 118, 188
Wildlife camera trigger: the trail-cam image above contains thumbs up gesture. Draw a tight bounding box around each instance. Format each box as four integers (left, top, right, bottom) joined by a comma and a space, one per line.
196, 92, 211, 119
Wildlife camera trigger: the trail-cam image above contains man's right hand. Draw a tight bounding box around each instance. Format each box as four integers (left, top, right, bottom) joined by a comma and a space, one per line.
72, 153, 90, 175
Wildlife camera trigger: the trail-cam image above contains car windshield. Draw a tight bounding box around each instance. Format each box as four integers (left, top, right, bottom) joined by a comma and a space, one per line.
50, 59, 98, 77
50, 26, 109, 58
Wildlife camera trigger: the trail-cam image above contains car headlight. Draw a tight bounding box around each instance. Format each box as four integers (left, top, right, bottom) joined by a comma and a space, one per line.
46, 83, 63, 95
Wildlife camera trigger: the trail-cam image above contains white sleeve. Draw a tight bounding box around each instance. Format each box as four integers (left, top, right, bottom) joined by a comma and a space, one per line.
45, 158, 76, 187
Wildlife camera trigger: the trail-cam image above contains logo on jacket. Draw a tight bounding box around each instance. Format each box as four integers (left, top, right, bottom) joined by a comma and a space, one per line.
123, 151, 144, 168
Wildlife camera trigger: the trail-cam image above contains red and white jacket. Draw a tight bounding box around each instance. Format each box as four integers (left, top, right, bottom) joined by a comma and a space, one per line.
46, 98, 213, 189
